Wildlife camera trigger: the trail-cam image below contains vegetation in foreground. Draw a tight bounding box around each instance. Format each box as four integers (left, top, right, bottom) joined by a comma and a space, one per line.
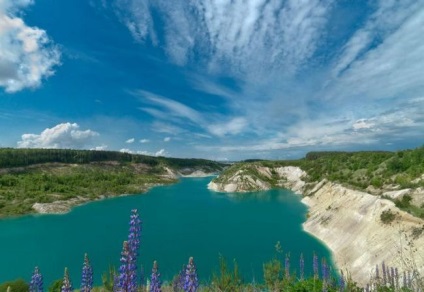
0, 148, 225, 218
1, 210, 422, 292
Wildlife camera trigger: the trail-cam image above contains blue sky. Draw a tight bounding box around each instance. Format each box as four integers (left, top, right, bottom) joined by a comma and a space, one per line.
0, 0, 423, 160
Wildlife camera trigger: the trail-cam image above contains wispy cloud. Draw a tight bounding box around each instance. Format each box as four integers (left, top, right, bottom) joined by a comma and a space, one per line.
0, 0, 60, 93
109, 0, 424, 158
136, 90, 248, 137
113, 0, 332, 77
139, 139, 150, 143
125, 138, 135, 144
199, 97, 424, 154
137, 90, 204, 125
326, 2, 424, 103
17, 123, 99, 149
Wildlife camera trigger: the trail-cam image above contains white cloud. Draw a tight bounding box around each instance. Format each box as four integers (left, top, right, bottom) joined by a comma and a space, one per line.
208, 117, 248, 137
113, 1, 424, 158
326, 2, 424, 102
91, 144, 108, 151
137, 90, 204, 124
155, 149, 166, 156
17, 123, 99, 149
164, 137, 171, 142
125, 138, 135, 144
139, 139, 150, 143
120, 148, 133, 153
114, 0, 332, 77
136, 149, 168, 157
352, 119, 375, 131
0, 0, 60, 93
151, 121, 185, 135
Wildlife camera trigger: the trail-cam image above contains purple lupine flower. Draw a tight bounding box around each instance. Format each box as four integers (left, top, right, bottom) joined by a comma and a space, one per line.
382, 262, 387, 285
299, 253, 305, 281
150, 261, 162, 292
127, 209, 141, 289
81, 253, 93, 292
61, 267, 72, 292
113, 273, 120, 292
313, 253, 319, 279
184, 257, 199, 292
173, 265, 185, 291
321, 259, 328, 292
285, 254, 290, 279
407, 270, 412, 288
390, 267, 395, 287
375, 264, 379, 281
117, 209, 142, 292
128, 209, 141, 256
30, 266, 43, 292
118, 241, 138, 292
394, 267, 399, 289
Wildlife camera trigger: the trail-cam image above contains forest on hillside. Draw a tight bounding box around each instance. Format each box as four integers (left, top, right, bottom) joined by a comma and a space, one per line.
216, 146, 424, 218
0, 148, 225, 217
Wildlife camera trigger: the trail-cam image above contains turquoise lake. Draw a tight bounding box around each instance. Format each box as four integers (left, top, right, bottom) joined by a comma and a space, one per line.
0, 177, 335, 287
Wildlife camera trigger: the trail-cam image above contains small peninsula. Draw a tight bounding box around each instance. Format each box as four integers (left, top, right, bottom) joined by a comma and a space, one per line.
208, 147, 424, 286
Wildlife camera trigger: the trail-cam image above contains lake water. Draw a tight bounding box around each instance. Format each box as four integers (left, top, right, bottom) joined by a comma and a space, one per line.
0, 177, 335, 287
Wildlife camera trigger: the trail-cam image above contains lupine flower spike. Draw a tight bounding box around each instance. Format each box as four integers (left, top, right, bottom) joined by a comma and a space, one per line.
313, 253, 319, 280
118, 241, 138, 292
61, 267, 72, 292
184, 257, 199, 292
128, 209, 141, 257
375, 264, 379, 280
285, 254, 290, 279
150, 260, 162, 292
30, 266, 43, 292
81, 253, 93, 292
321, 259, 328, 292
117, 209, 142, 292
128, 209, 141, 289
299, 253, 304, 281
382, 262, 387, 285
173, 265, 185, 291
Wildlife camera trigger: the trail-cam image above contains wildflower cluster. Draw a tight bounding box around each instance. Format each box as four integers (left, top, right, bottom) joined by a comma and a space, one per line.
61, 267, 72, 292
368, 261, 419, 291
29, 266, 43, 292
81, 253, 93, 292
23, 209, 422, 292
150, 260, 162, 292
184, 257, 199, 292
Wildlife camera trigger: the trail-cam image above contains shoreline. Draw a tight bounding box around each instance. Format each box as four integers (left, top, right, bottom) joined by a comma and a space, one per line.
15, 172, 218, 217
208, 166, 424, 287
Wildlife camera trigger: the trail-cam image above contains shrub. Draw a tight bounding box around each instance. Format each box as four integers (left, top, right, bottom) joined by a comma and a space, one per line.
381, 209, 396, 224
0, 279, 29, 292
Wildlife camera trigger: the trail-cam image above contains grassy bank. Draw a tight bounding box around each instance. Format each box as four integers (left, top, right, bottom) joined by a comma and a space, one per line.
0, 148, 225, 218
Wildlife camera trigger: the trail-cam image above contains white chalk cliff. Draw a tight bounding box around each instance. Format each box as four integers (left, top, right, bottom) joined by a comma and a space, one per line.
208, 166, 424, 286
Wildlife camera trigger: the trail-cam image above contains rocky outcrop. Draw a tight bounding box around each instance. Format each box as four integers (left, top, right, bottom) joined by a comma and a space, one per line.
32, 196, 92, 214
207, 168, 272, 192
208, 166, 424, 286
